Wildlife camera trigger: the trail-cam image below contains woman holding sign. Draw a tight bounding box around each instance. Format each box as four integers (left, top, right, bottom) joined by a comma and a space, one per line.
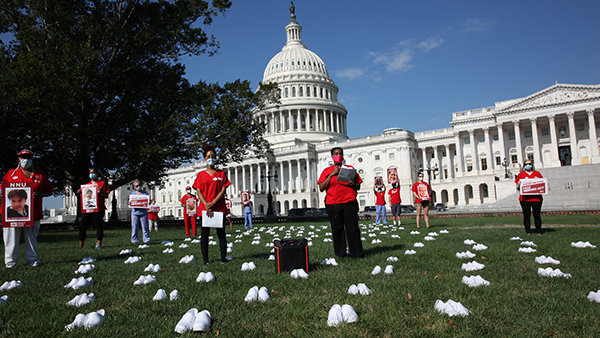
76, 168, 109, 249
1, 149, 53, 268
130, 179, 150, 244
180, 186, 198, 237
411, 173, 431, 229
193, 145, 230, 265
515, 159, 543, 235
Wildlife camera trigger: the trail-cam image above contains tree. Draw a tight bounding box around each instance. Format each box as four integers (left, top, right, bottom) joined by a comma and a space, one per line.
0, 0, 271, 195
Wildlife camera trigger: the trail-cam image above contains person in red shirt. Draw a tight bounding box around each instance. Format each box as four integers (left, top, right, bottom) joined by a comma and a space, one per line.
224, 194, 233, 231
317, 147, 364, 258
0, 149, 53, 268
180, 186, 198, 237
515, 159, 543, 235
148, 199, 159, 232
76, 168, 110, 249
411, 173, 431, 229
388, 183, 402, 226
193, 145, 231, 265
374, 177, 387, 225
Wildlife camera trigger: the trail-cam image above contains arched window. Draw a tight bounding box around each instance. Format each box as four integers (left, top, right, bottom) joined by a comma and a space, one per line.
285, 87, 289, 98
299, 87, 303, 97
320, 88, 323, 98
306, 86, 310, 97
292, 87, 296, 97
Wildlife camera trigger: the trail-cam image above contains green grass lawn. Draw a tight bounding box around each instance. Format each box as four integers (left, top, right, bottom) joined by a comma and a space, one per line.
0, 214, 599, 337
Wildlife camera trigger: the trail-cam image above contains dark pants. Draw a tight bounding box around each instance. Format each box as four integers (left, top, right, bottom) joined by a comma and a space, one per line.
200, 224, 227, 264
520, 200, 543, 234
79, 212, 104, 242
326, 202, 364, 258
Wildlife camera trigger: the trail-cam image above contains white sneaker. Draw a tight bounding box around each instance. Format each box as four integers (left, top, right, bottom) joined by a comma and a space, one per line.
258, 287, 270, 302
170, 290, 180, 301
371, 266, 381, 275
384, 265, 394, 275
153, 289, 167, 301
341, 304, 359, 323
357, 283, 372, 296
347, 284, 359, 295
196, 272, 206, 282
193, 310, 211, 332
244, 286, 259, 302
241, 262, 249, 271
83, 309, 105, 329
297, 269, 309, 279
174, 308, 198, 334
327, 304, 343, 327
204, 272, 215, 282
65, 313, 87, 331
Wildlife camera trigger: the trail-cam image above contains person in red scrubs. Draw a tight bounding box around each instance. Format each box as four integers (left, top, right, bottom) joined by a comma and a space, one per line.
180, 186, 198, 237
515, 159, 544, 235
317, 147, 364, 259
1, 149, 53, 268
193, 145, 231, 265
76, 168, 109, 249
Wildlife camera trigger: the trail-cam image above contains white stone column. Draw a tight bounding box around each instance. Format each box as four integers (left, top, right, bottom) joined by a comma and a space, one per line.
306, 158, 312, 192
328, 111, 333, 132
567, 111, 579, 164
483, 127, 494, 170
548, 114, 560, 166
337, 114, 342, 133
279, 161, 284, 192
435, 146, 442, 182
242, 165, 246, 192
588, 109, 600, 163
496, 122, 506, 163
513, 120, 523, 165
530, 117, 542, 167
421, 148, 428, 169
249, 164, 254, 193
288, 160, 293, 192
469, 129, 478, 172
454, 132, 464, 177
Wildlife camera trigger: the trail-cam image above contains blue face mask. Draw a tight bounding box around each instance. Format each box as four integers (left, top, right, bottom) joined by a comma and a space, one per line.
136, 185, 143, 191
89, 173, 97, 180
206, 158, 217, 166
524, 164, 533, 170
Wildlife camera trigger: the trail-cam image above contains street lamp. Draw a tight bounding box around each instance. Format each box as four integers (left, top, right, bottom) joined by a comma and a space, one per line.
501, 157, 509, 179
260, 170, 278, 215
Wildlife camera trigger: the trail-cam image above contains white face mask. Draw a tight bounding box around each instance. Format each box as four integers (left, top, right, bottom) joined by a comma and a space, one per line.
206, 158, 217, 166
20, 158, 32, 169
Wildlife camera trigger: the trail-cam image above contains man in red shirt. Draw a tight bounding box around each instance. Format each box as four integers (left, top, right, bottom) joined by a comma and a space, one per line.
180, 186, 198, 237
388, 183, 402, 225
318, 147, 364, 258
374, 177, 387, 225
1, 149, 53, 268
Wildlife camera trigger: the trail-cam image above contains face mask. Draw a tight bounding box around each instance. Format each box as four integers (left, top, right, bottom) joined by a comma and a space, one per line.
418, 176, 424, 181
524, 164, 533, 170
186, 190, 191, 194
332, 155, 343, 164
20, 158, 32, 169
206, 158, 217, 166
136, 186, 143, 191
89, 173, 97, 180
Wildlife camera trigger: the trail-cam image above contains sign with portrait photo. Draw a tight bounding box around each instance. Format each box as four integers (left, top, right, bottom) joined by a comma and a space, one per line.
186, 199, 197, 216
128, 194, 150, 208
241, 191, 251, 205
80, 184, 99, 214
416, 183, 431, 201
2, 182, 34, 228
374, 175, 384, 192
387, 168, 398, 185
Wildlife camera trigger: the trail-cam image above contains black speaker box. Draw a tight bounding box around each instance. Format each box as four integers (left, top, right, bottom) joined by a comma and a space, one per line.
273, 238, 309, 274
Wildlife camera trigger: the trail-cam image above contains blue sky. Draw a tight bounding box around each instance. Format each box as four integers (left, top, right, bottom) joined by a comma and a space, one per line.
182, 0, 600, 139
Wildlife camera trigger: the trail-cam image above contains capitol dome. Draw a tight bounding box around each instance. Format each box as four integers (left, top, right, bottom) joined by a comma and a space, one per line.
256, 6, 349, 147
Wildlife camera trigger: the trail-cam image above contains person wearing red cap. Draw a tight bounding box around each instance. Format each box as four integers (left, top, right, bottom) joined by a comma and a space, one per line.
180, 186, 198, 237
0, 149, 53, 268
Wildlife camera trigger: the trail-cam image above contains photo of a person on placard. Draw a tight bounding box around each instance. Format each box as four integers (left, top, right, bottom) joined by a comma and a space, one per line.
388, 168, 398, 185
83, 189, 97, 209
6, 189, 29, 219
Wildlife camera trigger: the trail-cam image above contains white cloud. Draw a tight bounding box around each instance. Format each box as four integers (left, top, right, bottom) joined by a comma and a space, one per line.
335, 68, 366, 81
368, 36, 443, 73
461, 18, 494, 33
417, 37, 445, 52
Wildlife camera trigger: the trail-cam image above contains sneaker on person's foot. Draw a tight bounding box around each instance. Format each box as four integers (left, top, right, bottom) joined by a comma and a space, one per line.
30, 261, 41, 267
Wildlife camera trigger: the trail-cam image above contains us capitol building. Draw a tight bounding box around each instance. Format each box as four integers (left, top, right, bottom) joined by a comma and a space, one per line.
66, 7, 600, 219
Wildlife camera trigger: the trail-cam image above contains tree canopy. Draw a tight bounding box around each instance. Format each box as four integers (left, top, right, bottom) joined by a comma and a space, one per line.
0, 0, 273, 193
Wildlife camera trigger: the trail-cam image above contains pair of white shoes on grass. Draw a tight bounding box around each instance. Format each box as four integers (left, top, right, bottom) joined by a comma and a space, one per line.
537, 267, 571, 278
387, 256, 399, 262
244, 286, 270, 302
196, 272, 215, 283
462, 275, 490, 288
144, 264, 162, 272
0, 281, 22, 291
348, 283, 372, 296
424, 236, 435, 241
456, 251, 476, 259
521, 241, 537, 247
327, 304, 358, 327
75, 264, 94, 274
124, 256, 141, 264
65, 309, 105, 331
371, 265, 393, 275
179, 244, 189, 248
413, 242, 425, 248
571, 241, 596, 248
241, 262, 256, 271
179, 255, 195, 264
65, 277, 93, 290
133, 275, 157, 285
463, 239, 477, 245
268, 255, 275, 260
162, 241, 174, 246
405, 250, 417, 255
163, 248, 175, 253
119, 249, 132, 255
371, 239, 382, 244
518, 247, 537, 253
290, 269, 309, 279
588, 290, 600, 302
391, 234, 401, 239
321, 258, 338, 266
461, 261, 485, 272
410, 231, 420, 235
152, 289, 179, 301
138, 244, 149, 249
434, 300, 471, 317
323, 238, 333, 243
79, 257, 96, 264
534, 255, 560, 265
472, 244, 488, 251
174, 308, 211, 333
66, 293, 95, 307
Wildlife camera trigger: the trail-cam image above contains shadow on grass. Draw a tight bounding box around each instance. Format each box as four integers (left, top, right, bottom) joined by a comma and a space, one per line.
363, 243, 405, 256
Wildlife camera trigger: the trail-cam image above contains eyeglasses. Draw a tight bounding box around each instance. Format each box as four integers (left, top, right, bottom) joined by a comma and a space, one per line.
418, 176, 423, 178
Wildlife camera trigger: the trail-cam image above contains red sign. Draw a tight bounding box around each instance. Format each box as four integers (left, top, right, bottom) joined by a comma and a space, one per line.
129, 194, 149, 208
148, 205, 161, 213
520, 178, 548, 195
2, 182, 34, 228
